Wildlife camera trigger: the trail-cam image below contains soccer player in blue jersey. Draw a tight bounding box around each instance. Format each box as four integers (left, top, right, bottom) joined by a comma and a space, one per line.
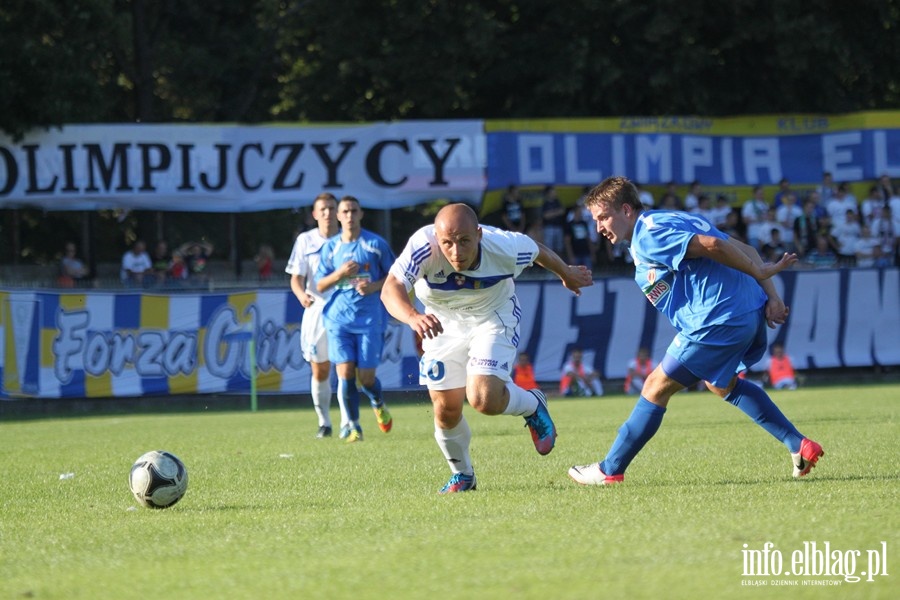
381, 203, 593, 493
568, 176, 824, 485
315, 196, 396, 442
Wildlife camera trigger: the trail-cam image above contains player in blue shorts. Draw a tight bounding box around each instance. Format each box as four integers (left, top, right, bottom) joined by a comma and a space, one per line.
316, 196, 396, 442
568, 176, 824, 485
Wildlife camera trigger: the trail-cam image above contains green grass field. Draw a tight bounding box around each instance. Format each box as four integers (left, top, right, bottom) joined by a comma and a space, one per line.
1, 384, 897, 599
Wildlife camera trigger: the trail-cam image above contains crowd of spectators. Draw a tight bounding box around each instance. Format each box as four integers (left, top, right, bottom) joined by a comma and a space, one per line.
494, 173, 900, 273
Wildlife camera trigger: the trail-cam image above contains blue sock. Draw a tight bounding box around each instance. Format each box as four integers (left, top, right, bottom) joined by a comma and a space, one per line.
600, 397, 666, 476
360, 379, 383, 408
724, 378, 803, 453
339, 378, 361, 422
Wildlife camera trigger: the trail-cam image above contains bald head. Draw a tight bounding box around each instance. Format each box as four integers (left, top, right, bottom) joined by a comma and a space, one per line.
435, 203, 479, 233
433, 203, 482, 271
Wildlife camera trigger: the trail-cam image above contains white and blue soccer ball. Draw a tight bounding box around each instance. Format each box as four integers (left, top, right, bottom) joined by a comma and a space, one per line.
129, 450, 188, 509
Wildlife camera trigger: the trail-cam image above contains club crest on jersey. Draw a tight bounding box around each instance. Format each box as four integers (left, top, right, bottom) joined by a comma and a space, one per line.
454, 275, 466, 286
647, 269, 656, 285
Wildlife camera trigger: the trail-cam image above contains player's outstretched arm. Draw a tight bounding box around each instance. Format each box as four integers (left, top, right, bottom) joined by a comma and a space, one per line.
381, 274, 444, 339
533, 242, 594, 296
688, 235, 797, 281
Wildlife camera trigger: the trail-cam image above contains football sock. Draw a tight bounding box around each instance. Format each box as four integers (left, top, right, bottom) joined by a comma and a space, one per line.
338, 378, 361, 423
311, 377, 332, 427
360, 379, 384, 408
590, 379, 605, 396
724, 378, 804, 453
435, 416, 473, 475
502, 381, 539, 416
600, 397, 667, 476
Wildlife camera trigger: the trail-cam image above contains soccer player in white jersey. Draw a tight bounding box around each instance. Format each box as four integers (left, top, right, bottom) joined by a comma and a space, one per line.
381, 203, 593, 494
286, 192, 345, 438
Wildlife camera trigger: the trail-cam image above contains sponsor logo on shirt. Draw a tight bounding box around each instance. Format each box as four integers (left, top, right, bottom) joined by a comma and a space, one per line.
645, 280, 671, 306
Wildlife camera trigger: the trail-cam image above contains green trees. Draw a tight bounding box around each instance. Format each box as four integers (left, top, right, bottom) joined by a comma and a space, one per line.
1, 0, 899, 267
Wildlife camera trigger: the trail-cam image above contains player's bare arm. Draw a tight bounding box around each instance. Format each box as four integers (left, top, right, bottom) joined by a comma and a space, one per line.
687, 234, 798, 281
290, 274, 314, 308
381, 274, 444, 339
533, 242, 594, 295
689, 234, 792, 327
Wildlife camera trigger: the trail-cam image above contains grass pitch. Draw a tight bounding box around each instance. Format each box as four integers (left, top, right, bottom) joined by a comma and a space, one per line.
1, 384, 897, 599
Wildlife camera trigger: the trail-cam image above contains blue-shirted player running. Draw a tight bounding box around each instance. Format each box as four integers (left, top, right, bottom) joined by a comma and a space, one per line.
316, 196, 396, 442
569, 176, 824, 485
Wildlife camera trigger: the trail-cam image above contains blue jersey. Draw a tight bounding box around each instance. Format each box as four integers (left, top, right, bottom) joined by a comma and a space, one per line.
316, 229, 396, 331
630, 210, 766, 341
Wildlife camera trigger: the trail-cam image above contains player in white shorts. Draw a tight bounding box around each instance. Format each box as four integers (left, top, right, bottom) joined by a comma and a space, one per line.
382, 203, 593, 493
286, 192, 347, 438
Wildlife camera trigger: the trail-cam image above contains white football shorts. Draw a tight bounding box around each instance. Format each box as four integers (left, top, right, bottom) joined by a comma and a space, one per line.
418, 306, 519, 391
300, 302, 329, 364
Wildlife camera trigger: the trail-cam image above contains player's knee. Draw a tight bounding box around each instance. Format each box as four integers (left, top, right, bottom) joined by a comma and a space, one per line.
466, 376, 505, 415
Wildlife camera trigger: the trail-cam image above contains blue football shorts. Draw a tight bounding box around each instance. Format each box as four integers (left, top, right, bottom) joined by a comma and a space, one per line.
663, 308, 768, 389
326, 325, 384, 369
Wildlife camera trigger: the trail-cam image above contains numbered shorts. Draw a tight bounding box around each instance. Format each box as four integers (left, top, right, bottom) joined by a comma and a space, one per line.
300, 304, 329, 363
418, 308, 519, 391
326, 325, 384, 369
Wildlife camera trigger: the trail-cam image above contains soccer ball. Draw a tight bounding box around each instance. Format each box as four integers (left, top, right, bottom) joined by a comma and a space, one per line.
128, 450, 188, 509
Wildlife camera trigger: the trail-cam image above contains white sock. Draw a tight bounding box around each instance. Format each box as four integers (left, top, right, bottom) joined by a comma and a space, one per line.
591, 379, 604, 396
311, 378, 332, 427
435, 417, 473, 475
502, 381, 539, 416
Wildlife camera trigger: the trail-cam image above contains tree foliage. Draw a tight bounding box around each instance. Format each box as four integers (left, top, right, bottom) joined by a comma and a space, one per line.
1, 0, 899, 267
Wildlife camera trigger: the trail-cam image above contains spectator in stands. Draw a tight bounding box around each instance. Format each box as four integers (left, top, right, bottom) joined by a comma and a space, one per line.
756, 208, 783, 251
772, 177, 792, 208
870, 205, 897, 266
805, 189, 828, 220
775, 192, 802, 251
120, 239, 153, 286
664, 181, 682, 209
817, 171, 836, 205
877, 173, 895, 206
804, 234, 838, 269
624, 347, 654, 395
855, 225, 887, 268
179, 240, 214, 284
59, 242, 90, 287
501, 184, 526, 233
741, 185, 770, 250
659, 192, 682, 211
564, 204, 596, 270
793, 198, 821, 258
541, 184, 567, 255
255, 244, 274, 281
719, 210, 746, 242
683, 180, 702, 211
151, 240, 172, 285
690, 193, 715, 222
832, 209, 862, 266
712, 194, 733, 227
826, 183, 858, 228
512, 352, 538, 391
860, 185, 883, 228
766, 343, 798, 390
169, 250, 188, 282
761, 227, 790, 263
560, 348, 604, 397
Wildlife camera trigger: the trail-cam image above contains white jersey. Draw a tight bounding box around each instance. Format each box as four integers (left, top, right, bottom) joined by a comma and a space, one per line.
390, 224, 539, 321
285, 228, 334, 303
